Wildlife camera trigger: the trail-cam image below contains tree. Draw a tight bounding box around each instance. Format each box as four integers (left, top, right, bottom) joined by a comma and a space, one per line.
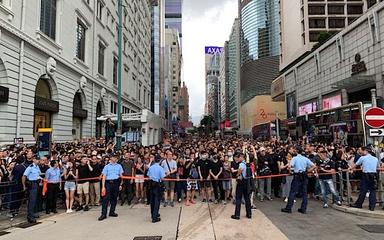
200, 115, 214, 135
312, 32, 333, 51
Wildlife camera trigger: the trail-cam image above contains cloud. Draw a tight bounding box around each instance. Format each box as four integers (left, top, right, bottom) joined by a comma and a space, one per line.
182, 0, 238, 125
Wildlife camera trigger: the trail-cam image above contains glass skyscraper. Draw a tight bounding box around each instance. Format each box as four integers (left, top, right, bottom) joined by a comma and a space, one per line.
165, 0, 182, 38
239, 0, 280, 105
240, 0, 280, 64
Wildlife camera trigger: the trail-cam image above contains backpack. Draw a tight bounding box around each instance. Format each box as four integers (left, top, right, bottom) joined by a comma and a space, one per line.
190, 164, 199, 179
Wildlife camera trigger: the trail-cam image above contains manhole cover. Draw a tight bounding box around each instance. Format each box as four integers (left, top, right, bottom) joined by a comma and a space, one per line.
358, 225, 384, 233
133, 237, 162, 240
16, 222, 41, 229
0, 231, 10, 236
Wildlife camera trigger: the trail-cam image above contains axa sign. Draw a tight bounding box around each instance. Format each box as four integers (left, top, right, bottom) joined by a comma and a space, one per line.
205, 46, 223, 55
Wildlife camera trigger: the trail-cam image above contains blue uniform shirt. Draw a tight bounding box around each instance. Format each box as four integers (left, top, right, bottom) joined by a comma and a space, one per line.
356, 154, 378, 173
148, 162, 165, 182
291, 154, 314, 173
239, 161, 247, 179
45, 167, 61, 183
23, 164, 41, 181
102, 162, 123, 180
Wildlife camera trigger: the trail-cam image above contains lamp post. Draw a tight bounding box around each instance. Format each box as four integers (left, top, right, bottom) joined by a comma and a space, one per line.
116, 0, 123, 150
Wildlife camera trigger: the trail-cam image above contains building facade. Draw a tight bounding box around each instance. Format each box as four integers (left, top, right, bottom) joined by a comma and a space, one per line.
0, 0, 153, 144
228, 18, 240, 128
165, 28, 181, 130
279, 0, 379, 71
272, 1, 384, 144
219, 41, 229, 122
238, 0, 280, 131
179, 81, 189, 122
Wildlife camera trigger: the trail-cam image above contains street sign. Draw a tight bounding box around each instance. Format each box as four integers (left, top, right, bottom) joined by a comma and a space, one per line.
365, 107, 384, 128
369, 129, 384, 137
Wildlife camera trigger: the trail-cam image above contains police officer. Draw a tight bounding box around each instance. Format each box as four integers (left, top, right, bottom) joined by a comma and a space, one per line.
98, 154, 123, 221
148, 155, 165, 223
349, 146, 379, 211
281, 146, 315, 214
22, 154, 42, 223
231, 151, 252, 220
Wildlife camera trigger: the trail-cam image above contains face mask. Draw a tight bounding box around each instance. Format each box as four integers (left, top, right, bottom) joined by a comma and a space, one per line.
201, 154, 208, 160
228, 152, 233, 157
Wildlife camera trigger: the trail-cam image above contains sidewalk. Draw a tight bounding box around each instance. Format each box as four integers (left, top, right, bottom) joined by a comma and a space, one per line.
0, 202, 288, 240
330, 204, 384, 218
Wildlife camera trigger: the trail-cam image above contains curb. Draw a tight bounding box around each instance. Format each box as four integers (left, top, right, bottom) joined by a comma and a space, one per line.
330, 204, 384, 219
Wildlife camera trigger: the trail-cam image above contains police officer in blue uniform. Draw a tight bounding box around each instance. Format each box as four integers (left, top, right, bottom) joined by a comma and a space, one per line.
349, 146, 379, 211
148, 155, 165, 223
98, 154, 123, 221
281, 146, 316, 214
22, 155, 42, 223
231, 151, 252, 220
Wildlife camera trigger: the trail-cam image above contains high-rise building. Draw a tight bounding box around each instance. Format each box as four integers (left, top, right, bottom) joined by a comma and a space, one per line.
239, 0, 280, 105
204, 46, 222, 120
179, 81, 189, 122
0, 0, 153, 144
165, 0, 183, 39
279, 0, 377, 71
219, 42, 230, 122
228, 18, 241, 128
165, 28, 182, 130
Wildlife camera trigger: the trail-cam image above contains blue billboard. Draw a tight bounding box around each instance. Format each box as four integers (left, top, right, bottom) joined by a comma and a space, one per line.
205, 46, 223, 55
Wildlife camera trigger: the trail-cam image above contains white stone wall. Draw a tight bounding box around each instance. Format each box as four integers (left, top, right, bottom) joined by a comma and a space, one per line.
0, 0, 153, 144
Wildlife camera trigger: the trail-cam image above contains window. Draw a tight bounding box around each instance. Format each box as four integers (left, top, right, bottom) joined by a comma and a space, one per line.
122, 106, 130, 114
328, 18, 345, 28
144, 89, 146, 105
40, 0, 57, 40
110, 101, 117, 114
96, 0, 103, 21
309, 18, 325, 28
113, 56, 118, 85
328, 5, 344, 15
347, 5, 363, 15
123, 36, 127, 53
138, 83, 141, 102
308, 5, 325, 15
98, 41, 105, 75
76, 19, 86, 61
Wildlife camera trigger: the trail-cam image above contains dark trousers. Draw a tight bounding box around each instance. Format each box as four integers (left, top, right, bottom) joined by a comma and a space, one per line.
46, 183, 59, 212
9, 183, 23, 214
212, 180, 223, 200
286, 174, 308, 211
120, 180, 134, 204
234, 180, 251, 217
150, 182, 161, 221
176, 181, 187, 200
101, 180, 119, 216
27, 182, 39, 219
355, 173, 376, 208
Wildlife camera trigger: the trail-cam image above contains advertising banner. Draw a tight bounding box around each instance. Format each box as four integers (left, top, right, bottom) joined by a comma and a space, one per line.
322, 94, 342, 110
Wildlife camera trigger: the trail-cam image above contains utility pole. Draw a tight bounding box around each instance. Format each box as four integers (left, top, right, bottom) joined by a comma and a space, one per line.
116, 0, 123, 150
275, 111, 280, 141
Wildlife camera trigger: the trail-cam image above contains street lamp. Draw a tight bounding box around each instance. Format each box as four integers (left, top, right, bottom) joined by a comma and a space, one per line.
116, 0, 123, 150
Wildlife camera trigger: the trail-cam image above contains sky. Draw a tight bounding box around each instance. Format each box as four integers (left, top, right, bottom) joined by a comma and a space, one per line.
182, 0, 238, 125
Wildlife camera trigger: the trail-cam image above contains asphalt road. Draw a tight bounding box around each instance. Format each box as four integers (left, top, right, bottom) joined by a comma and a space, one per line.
256, 198, 384, 240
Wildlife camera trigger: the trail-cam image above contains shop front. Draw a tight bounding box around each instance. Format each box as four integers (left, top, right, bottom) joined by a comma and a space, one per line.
34, 77, 59, 140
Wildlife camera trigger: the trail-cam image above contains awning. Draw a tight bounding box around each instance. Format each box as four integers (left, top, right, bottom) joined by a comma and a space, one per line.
331, 75, 375, 92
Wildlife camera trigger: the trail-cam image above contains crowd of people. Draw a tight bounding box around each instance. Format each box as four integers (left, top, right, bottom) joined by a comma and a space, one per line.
0, 136, 383, 223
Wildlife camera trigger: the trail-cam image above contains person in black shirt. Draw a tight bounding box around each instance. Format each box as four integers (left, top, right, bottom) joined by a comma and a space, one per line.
210, 155, 223, 203
76, 156, 93, 211
316, 150, 342, 208
176, 157, 187, 203
257, 147, 272, 201
89, 153, 102, 206
198, 151, 212, 202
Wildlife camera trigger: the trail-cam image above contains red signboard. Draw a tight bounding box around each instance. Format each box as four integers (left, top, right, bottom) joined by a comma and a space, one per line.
365, 107, 384, 128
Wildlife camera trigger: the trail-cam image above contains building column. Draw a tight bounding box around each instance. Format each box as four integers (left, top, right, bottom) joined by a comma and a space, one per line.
318, 94, 323, 110
341, 88, 348, 105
